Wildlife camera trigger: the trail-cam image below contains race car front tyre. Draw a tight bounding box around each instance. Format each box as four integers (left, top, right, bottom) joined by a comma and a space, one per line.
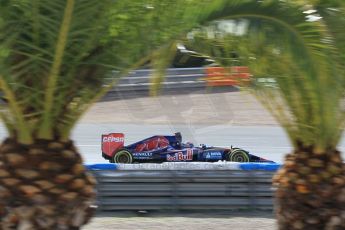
113, 149, 133, 164
228, 149, 250, 162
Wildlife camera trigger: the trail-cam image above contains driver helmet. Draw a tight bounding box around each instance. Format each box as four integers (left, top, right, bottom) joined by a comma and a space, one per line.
184, 142, 194, 148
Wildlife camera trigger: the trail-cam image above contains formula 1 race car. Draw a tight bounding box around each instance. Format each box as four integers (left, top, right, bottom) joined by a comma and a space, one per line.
101, 132, 274, 164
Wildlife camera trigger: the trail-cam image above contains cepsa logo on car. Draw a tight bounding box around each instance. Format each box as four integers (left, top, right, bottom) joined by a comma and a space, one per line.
102, 136, 124, 143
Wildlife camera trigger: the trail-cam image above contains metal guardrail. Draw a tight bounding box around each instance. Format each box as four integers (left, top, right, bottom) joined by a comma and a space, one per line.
91, 170, 276, 212
109, 68, 207, 92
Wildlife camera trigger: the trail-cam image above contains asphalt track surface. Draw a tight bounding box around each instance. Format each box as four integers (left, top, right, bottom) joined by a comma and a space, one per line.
1, 123, 344, 164
0, 91, 344, 163
0, 123, 292, 163
75, 124, 345, 164
77, 90, 345, 164
84, 212, 276, 230
71, 123, 291, 164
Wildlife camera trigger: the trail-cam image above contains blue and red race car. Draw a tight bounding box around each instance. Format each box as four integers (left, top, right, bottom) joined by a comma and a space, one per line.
101, 132, 273, 164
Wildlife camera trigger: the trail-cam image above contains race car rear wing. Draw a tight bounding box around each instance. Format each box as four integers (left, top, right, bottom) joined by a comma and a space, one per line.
101, 133, 125, 157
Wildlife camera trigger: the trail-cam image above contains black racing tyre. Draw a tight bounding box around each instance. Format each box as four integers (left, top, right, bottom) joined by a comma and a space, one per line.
228, 149, 250, 162
113, 149, 133, 164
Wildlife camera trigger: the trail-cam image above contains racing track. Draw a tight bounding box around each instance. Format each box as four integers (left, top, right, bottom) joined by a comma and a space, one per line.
0, 123, 344, 164
72, 124, 345, 164
0, 91, 344, 164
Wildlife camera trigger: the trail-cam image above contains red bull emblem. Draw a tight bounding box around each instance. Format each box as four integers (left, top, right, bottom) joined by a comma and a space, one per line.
167, 149, 193, 161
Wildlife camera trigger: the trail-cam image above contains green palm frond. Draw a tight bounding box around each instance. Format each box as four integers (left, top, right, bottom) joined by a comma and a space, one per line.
184, 0, 344, 151
0, 0, 116, 143
0, 0, 211, 144
149, 42, 177, 97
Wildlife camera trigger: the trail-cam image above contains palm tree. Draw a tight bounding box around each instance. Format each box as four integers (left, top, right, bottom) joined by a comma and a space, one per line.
0, 0, 209, 228
182, 1, 345, 229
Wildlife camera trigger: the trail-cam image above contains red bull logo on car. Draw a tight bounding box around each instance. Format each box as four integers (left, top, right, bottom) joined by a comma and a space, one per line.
167, 149, 193, 161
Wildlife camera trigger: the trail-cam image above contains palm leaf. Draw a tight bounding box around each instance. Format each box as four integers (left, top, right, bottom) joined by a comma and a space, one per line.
183, 0, 344, 151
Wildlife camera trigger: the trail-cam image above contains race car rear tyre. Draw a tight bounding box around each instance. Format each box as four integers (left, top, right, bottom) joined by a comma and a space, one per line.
228, 149, 250, 162
113, 149, 133, 163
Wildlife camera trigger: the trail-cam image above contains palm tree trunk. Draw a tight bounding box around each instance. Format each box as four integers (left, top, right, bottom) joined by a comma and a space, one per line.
274, 147, 345, 230
0, 138, 96, 229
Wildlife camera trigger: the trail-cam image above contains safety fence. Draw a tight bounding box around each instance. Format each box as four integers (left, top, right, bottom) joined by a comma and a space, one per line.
87, 163, 279, 212
108, 67, 251, 93
110, 68, 206, 93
